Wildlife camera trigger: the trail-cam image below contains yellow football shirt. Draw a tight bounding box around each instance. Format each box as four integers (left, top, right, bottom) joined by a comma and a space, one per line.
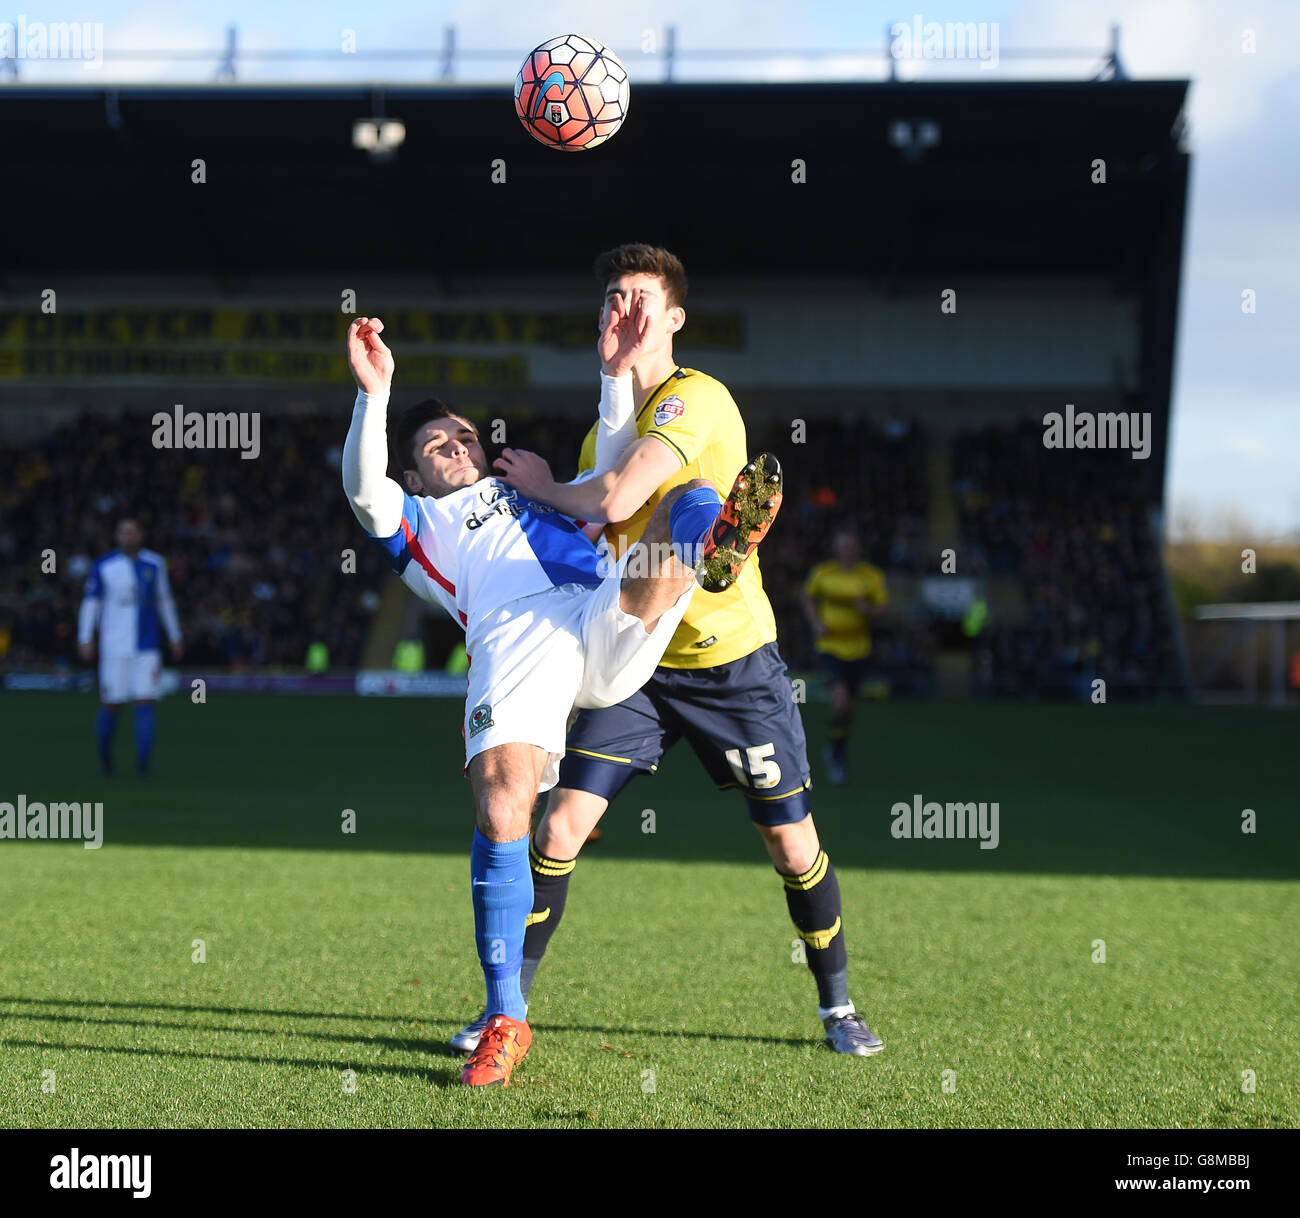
577, 367, 776, 668
804, 560, 888, 661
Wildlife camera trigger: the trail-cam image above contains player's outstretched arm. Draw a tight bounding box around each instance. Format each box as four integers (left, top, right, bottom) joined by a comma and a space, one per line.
591, 289, 648, 471
342, 317, 405, 537
498, 367, 636, 508
566, 370, 636, 489
496, 434, 680, 526
494, 289, 668, 521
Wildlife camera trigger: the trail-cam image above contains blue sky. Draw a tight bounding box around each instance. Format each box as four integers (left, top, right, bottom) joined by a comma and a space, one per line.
8, 0, 1298, 540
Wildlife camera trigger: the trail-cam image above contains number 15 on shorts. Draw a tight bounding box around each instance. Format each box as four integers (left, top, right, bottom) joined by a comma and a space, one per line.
725, 743, 781, 790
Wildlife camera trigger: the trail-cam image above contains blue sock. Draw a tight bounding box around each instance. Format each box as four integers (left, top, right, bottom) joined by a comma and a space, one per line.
96, 708, 117, 770
668, 485, 723, 567
135, 703, 155, 773
470, 828, 532, 1020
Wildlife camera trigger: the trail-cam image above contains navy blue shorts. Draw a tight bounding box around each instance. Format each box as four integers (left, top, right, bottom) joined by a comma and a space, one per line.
819, 652, 868, 693
557, 641, 813, 826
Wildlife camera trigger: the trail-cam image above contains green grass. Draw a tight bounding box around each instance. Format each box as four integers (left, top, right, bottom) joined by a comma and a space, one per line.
0, 692, 1295, 1128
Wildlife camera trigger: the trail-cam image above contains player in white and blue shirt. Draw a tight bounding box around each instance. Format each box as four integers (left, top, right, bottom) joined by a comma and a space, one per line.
77, 519, 183, 775
342, 315, 736, 1086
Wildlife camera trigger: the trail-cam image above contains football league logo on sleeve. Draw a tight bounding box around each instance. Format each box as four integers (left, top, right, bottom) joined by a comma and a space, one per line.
653, 395, 685, 428
468, 703, 494, 737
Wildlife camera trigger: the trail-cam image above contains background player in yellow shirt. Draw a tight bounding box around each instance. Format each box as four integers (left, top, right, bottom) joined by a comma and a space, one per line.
457, 243, 883, 1057
803, 530, 889, 784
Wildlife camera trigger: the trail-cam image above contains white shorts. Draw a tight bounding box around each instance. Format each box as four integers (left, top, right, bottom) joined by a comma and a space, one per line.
99, 650, 162, 703
463, 558, 695, 792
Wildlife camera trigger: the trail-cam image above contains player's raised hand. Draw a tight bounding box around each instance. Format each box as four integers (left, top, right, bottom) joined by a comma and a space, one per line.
599, 289, 651, 377
347, 317, 395, 394
493, 447, 555, 500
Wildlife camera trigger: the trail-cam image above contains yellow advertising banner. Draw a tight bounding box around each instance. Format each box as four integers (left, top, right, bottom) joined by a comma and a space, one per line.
0, 348, 526, 386
0, 307, 744, 382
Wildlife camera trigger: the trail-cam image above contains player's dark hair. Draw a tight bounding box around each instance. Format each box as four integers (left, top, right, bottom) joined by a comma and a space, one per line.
593, 243, 688, 309
393, 399, 477, 470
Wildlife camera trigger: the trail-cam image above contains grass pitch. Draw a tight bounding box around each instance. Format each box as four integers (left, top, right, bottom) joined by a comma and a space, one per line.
0, 691, 1295, 1129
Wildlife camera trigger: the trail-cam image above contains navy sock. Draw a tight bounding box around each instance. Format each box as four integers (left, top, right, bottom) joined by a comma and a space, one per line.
470, 829, 532, 1020
135, 704, 156, 773
668, 485, 723, 567
521, 842, 577, 1001
781, 851, 851, 1008
519, 957, 542, 1003
96, 708, 117, 771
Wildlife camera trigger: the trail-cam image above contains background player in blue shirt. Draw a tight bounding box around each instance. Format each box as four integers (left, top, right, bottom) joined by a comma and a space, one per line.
77, 518, 183, 776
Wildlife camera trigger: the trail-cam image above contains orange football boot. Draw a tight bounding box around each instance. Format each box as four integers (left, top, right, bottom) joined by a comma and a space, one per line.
697, 453, 784, 593
459, 1014, 533, 1088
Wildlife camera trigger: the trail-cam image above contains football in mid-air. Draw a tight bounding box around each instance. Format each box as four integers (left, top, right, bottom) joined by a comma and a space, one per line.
513, 34, 630, 151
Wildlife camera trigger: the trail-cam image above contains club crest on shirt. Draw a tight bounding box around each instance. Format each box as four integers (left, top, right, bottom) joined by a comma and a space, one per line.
466, 483, 524, 530
653, 395, 685, 428
468, 703, 494, 736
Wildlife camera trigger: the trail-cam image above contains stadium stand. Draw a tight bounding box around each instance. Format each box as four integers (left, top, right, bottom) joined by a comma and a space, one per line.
1, 409, 390, 670
953, 420, 1182, 697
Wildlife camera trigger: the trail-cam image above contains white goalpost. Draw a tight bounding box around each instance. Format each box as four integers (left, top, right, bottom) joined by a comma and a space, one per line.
1189, 602, 1300, 706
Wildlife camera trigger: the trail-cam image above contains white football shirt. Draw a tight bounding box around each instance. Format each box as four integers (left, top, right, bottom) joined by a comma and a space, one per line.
369, 478, 608, 636
77, 549, 181, 658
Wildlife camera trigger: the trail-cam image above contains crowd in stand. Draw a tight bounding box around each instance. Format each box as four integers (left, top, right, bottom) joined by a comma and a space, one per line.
0, 410, 387, 671
952, 421, 1182, 696
0, 409, 1177, 697
747, 414, 935, 688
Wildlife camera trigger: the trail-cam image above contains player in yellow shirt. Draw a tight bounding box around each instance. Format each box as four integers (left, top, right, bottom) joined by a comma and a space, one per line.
453, 243, 882, 1058
803, 531, 889, 784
